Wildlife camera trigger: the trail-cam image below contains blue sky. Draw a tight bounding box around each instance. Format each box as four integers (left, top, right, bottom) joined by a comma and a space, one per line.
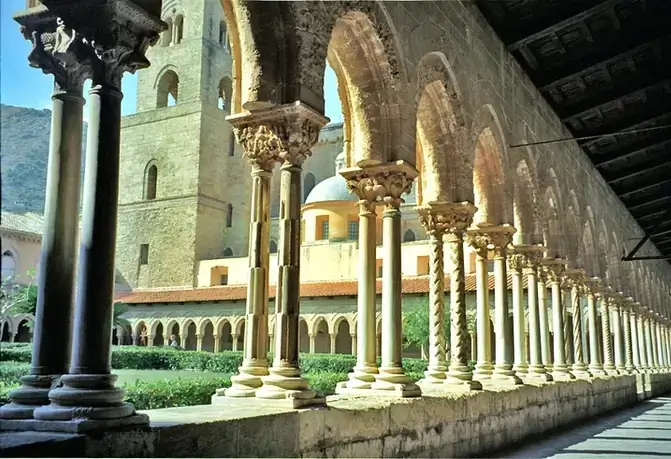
1, 0, 343, 123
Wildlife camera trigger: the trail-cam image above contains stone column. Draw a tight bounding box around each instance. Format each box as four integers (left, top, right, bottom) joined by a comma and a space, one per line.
255, 104, 327, 406
508, 250, 528, 376
518, 246, 550, 381
1, 17, 87, 420
585, 278, 605, 376
629, 305, 641, 372
337, 179, 379, 392
565, 270, 590, 377
468, 224, 521, 386
213, 335, 221, 353
420, 202, 480, 390
231, 334, 239, 352
600, 289, 617, 375
543, 259, 574, 380
561, 281, 574, 367
223, 122, 277, 398
309, 334, 316, 354
537, 272, 552, 371
351, 334, 357, 356
370, 162, 420, 396
651, 316, 661, 371
662, 322, 670, 369
622, 298, 635, 374
654, 317, 665, 370
33, 11, 164, 429
611, 295, 626, 374
640, 309, 651, 372
467, 232, 493, 381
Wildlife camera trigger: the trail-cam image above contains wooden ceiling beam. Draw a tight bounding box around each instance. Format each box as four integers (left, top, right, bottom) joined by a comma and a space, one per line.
604, 157, 671, 185
615, 177, 671, 200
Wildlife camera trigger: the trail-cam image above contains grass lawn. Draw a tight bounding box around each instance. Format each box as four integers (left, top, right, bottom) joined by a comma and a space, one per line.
113, 369, 230, 386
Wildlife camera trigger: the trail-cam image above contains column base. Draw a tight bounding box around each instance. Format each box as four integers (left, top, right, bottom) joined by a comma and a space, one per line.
419, 364, 448, 384
521, 372, 553, 383
551, 369, 576, 381
512, 363, 529, 374
472, 363, 494, 381
223, 362, 269, 397
253, 366, 325, 407
339, 364, 378, 390
488, 372, 524, 386
0, 413, 148, 434
587, 366, 607, 377
370, 367, 421, 397
0, 374, 58, 420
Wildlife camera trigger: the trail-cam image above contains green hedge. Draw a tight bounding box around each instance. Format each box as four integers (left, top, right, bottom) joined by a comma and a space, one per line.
0, 361, 28, 385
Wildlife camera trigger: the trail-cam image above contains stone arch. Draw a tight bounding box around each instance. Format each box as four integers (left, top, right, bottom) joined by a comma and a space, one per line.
173, 14, 184, 44
134, 321, 149, 346
15, 319, 31, 343
217, 318, 233, 351
1, 321, 11, 342
313, 316, 329, 353
155, 68, 179, 108
472, 105, 511, 225
334, 319, 352, 354
299, 318, 310, 353
325, 9, 405, 166
512, 157, 540, 245
165, 319, 180, 345
597, 220, 609, 279
414, 51, 470, 204
232, 317, 245, 336
200, 319, 215, 352
542, 185, 564, 259
182, 319, 197, 350
161, 16, 173, 46
153, 322, 165, 346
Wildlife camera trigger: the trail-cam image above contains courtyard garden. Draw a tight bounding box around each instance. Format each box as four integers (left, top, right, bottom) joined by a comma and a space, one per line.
0, 343, 437, 410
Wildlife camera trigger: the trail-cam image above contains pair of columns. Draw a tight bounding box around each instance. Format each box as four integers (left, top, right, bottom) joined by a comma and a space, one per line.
214, 103, 329, 406
1, 9, 164, 431
334, 162, 421, 396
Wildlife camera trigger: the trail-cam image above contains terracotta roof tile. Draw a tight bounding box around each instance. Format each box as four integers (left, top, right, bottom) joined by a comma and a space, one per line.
0, 211, 44, 236
116, 273, 527, 305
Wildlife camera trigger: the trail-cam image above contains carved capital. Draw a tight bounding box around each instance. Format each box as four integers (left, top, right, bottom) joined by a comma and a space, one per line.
415, 201, 477, 239
233, 124, 281, 172
585, 277, 602, 296
340, 161, 418, 211
466, 223, 516, 258
510, 244, 545, 274
540, 258, 567, 283
562, 268, 586, 291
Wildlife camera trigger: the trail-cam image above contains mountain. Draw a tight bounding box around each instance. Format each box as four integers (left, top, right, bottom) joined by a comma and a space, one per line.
1, 104, 85, 213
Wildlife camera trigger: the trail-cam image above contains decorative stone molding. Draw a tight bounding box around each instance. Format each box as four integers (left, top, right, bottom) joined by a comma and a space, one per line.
466, 223, 516, 258
415, 201, 477, 238
228, 102, 329, 171
511, 245, 545, 275
540, 258, 567, 283
340, 161, 418, 211
562, 268, 586, 291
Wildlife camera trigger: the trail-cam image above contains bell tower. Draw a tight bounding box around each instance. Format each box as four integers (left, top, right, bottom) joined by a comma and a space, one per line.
116, 0, 250, 289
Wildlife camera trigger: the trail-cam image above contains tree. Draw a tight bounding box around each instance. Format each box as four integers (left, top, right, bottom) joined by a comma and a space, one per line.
113, 303, 130, 328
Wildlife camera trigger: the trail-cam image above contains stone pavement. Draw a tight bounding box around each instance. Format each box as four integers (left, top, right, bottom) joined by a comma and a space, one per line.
497, 396, 671, 459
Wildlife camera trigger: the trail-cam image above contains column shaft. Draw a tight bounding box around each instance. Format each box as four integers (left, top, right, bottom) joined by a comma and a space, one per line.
630, 311, 641, 371
492, 251, 519, 383
601, 296, 616, 373
570, 283, 588, 374
226, 166, 272, 396
1, 86, 85, 419
550, 273, 573, 379
586, 287, 604, 374
538, 276, 552, 370
623, 307, 634, 373
341, 202, 378, 389
424, 230, 447, 381
473, 251, 493, 378
511, 264, 528, 374
640, 314, 651, 371
613, 305, 625, 372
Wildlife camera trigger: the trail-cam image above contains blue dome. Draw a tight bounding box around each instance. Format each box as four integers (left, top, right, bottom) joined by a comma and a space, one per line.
305, 176, 357, 204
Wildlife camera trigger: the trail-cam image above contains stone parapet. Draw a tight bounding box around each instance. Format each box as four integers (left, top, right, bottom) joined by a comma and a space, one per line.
6, 374, 671, 457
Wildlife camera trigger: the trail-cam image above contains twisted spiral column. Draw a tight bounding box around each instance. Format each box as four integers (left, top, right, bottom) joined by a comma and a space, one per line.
622, 299, 635, 374
611, 296, 626, 373
639, 309, 650, 372
566, 270, 589, 376
600, 290, 617, 375
537, 272, 553, 371
629, 305, 642, 372
544, 259, 574, 380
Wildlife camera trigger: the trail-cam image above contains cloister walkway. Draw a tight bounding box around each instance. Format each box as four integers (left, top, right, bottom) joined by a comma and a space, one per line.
498, 396, 671, 459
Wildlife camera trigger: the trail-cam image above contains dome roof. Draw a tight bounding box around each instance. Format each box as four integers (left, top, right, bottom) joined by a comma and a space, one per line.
305, 176, 357, 204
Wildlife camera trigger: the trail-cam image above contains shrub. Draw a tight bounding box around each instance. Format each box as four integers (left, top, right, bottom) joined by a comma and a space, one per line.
0, 361, 29, 384
305, 372, 349, 396
0, 346, 31, 363
124, 376, 231, 410
0, 382, 19, 405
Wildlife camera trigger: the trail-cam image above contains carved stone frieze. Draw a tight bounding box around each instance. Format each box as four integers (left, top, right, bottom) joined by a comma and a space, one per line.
227, 102, 329, 170
415, 201, 477, 238
340, 161, 418, 211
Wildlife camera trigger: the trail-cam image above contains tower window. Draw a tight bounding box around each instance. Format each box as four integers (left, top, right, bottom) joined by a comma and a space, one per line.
223, 247, 234, 257
220, 274, 229, 286
1, 250, 17, 279
348, 220, 358, 241
219, 77, 232, 112
144, 164, 157, 200
270, 240, 278, 254
226, 204, 233, 228
162, 17, 173, 46
139, 244, 149, 265
219, 20, 227, 45
228, 133, 235, 156
403, 229, 416, 243
156, 70, 179, 108
174, 15, 184, 44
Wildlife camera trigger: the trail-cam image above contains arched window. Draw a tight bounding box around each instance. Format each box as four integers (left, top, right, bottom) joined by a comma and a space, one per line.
162, 17, 173, 46
223, 247, 233, 257
226, 204, 233, 228
303, 173, 316, 202
403, 230, 416, 243
228, 134, 235, 157
156, 70, 179, 108
270, 240, 278, 254
144, 164, 157, 200
1, 251, 16, 279
174, 15, 184, 44
218, 77, 232, 112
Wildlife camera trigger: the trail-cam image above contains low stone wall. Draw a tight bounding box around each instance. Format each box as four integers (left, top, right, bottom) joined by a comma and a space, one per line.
4, 373, 671, 458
